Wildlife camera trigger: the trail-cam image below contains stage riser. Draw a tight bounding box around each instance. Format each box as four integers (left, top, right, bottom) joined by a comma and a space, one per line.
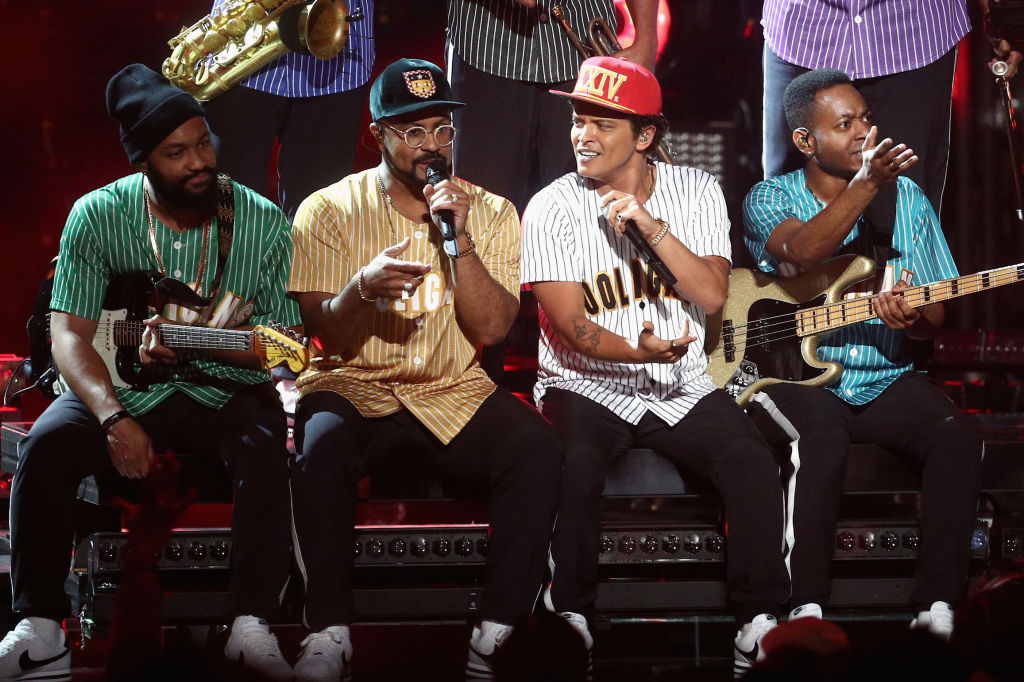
76, 519, 992, 575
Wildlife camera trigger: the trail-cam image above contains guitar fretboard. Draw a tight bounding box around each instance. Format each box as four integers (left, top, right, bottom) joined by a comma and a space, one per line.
795, 263, 1024, 336
107, 321, 251, 351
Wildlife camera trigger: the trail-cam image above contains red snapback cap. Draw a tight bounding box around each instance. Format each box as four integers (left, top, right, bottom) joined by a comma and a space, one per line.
551, 56, 662, 116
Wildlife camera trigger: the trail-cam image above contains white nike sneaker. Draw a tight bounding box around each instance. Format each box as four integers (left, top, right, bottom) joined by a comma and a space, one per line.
910, 601, 955, 640
560, 612, 594, 681
0, 617, 70, 681
294, 625, 353, 681
466, 620, 512, 680
789, 603, 823, 620
223, 615, 293, 680
733, 613, 777, 679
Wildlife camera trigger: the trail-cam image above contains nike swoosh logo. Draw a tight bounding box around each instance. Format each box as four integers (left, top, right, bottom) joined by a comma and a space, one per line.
19, 645, 69, 671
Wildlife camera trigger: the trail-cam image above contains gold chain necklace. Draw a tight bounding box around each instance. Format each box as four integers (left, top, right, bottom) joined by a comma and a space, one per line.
144, 185, 212, 296
376, 173, 400, 243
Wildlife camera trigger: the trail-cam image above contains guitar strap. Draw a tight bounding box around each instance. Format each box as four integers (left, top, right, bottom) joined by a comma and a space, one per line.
196, 174, 236, 324
837, 182, 901, 272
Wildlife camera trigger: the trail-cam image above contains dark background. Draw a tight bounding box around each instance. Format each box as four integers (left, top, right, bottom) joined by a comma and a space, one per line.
1, 0, 1021, 363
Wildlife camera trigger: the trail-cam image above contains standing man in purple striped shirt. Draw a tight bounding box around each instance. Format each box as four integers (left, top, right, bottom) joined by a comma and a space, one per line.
762, 0, 1016, 216
204, 0, 375, 220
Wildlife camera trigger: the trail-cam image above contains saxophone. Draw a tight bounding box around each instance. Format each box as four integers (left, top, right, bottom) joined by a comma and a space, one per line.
163, 0, 352, 101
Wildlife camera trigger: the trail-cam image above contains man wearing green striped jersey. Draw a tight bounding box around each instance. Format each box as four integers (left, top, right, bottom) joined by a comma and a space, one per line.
0, 65, 300, 682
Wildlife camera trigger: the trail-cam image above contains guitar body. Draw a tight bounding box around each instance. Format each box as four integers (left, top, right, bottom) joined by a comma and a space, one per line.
705, 255, 877, 405
92, 308, 147, 390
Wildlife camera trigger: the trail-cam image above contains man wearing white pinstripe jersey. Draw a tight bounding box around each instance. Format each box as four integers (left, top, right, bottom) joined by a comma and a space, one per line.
287, 59, 562, 680
521, 57, 791, 678
743, 69, 983, 642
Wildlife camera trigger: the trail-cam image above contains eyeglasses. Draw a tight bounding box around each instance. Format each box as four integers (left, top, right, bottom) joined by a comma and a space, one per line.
381, 122, 457, 148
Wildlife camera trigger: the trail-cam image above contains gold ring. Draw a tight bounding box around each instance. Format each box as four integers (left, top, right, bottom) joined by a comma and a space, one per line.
890, 160, 899, 171
449, 194, 456, 202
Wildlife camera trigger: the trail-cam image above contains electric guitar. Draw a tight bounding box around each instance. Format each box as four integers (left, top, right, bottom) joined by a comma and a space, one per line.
37, 271, 309, 393
704, 255, 1024, 405
85, 309, 309, 390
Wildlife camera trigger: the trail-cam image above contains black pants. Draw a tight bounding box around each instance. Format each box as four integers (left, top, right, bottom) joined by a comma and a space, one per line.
11, 385, 293, 621
291, 389, 562, 630
762, 45, 958, 215
204, 84, 369, 220
542, 389, 790, 624
447, 50, 577, 216
749, 373, 982, 609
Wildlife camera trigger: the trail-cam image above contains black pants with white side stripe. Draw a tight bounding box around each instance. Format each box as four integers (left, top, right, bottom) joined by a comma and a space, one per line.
291, 389, 562, 629
11, 385, 293, 622
543, 388, 791, 625
748, 372, 983, 610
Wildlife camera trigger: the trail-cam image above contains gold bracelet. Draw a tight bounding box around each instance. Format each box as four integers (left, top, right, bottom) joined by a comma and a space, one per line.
356, 267, 376, 303
452, 235, 476, 259
649, 219, 670, 246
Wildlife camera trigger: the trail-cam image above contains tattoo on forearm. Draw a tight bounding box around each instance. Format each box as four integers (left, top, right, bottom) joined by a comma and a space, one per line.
572, 319, 601, 354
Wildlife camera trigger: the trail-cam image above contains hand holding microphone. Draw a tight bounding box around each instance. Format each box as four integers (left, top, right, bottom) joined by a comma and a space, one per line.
424, 160, 462, 250
600, 191, 677, 287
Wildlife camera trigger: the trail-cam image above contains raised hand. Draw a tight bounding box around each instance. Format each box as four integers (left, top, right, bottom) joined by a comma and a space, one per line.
858, 126, 918, 188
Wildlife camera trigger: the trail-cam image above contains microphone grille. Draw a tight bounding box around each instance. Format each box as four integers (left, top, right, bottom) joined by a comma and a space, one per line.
426, 160, 449, 183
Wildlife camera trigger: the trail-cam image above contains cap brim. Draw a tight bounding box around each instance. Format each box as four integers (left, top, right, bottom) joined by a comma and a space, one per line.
549, 89, 639, 115
377, 99, 466, 120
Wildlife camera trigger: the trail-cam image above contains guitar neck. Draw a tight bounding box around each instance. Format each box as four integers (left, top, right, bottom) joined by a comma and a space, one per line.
112, 321, 252, 351
796, 263, 1024, 336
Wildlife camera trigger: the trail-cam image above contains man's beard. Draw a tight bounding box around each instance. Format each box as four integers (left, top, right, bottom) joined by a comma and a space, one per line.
382, 146, 449, 191
146, 164, 219, 214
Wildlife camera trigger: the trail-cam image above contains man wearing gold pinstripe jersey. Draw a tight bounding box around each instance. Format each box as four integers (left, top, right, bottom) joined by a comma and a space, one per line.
287, 59, 563, 680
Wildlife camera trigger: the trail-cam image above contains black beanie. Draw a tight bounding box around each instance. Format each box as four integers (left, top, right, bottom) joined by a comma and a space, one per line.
106, 63, 206, 165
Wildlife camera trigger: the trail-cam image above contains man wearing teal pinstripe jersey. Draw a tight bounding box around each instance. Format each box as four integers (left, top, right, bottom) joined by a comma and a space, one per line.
742, 69, 982, 649
0, 65, 300, 681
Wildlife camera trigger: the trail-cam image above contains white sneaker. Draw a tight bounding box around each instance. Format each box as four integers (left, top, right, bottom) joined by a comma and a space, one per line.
466, 620, 512, 680
733, 613, 777, 679
560, 612, 594, 681
223, 615, 293, 680
294, 625, 353, 681
0, 618, 70, 682
789, 603, 823, 620
910, 601, 954, 640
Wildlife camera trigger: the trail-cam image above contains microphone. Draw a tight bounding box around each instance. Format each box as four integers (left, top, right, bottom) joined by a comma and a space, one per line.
604, 207, 677, 287
425, 160, 458, 244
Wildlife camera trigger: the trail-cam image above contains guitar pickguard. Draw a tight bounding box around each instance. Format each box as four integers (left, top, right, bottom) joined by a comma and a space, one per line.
720, 297, 825, 399
706, 255, 877, 405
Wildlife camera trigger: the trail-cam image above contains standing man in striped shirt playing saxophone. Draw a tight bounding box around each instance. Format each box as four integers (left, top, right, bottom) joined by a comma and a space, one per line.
743, 69, 983, 642
521, 57, 791, 678
287, 58, 562, 680
0, 64, 301, 681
